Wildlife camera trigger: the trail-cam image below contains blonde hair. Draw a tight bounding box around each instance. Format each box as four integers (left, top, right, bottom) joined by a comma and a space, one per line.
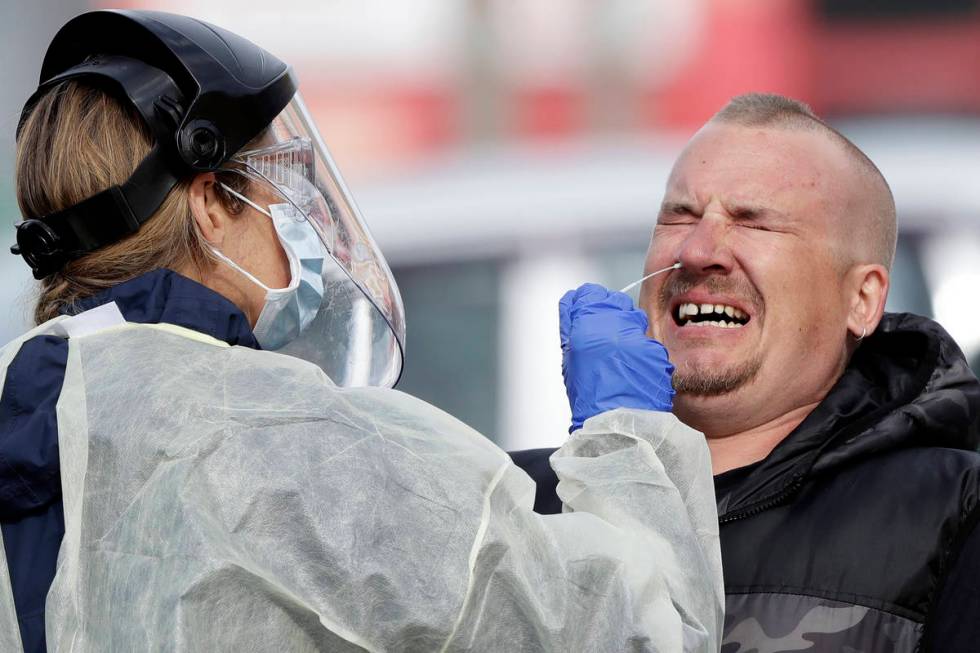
16, 81, 245, 324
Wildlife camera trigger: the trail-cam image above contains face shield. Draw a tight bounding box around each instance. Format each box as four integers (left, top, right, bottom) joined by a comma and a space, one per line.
221, 93, 405, 388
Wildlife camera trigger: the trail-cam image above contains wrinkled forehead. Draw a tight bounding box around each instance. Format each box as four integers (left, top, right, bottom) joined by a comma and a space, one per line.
665, 123, 851, 220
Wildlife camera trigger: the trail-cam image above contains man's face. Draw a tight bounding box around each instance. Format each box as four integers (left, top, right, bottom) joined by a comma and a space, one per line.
640, 123, 855, 435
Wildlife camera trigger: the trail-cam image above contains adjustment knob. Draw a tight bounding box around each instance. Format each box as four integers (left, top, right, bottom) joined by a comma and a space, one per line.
179, 120, 226, 170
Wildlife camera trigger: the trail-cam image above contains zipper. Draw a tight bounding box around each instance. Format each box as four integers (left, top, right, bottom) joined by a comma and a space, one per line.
718, 474, 806, 525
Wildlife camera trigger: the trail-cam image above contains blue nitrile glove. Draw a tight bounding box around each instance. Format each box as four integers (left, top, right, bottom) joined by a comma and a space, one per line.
560, 283, 675, 433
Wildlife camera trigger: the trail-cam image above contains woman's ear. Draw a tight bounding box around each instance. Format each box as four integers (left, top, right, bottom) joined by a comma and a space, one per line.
187, 172, 228, 246
846, 264, 889, 339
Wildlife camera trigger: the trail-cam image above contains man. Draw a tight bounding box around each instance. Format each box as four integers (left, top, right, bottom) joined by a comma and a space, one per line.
513, 93, 980, 651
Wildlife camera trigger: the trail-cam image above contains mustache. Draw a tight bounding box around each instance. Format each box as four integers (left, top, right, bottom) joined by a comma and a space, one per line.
656, 271, 764, 314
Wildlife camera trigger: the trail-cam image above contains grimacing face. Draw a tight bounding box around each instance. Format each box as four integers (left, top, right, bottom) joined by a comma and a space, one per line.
639, 123, 860, 437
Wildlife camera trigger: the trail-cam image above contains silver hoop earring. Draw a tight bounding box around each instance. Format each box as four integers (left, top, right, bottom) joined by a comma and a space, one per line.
856, 326, 867, 342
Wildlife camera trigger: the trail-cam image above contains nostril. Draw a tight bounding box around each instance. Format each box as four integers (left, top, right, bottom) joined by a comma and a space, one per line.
677, 245, 733, 273
676, 229, 733, 270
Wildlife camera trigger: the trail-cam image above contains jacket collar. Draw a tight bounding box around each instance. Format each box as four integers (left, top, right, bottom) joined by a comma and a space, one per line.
717, 312, 980, 519
68, 268, 259, 348
0, 270, 257, 520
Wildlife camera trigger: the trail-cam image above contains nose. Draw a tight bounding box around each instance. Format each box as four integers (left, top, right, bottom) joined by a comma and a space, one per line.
675, 207, 734, 275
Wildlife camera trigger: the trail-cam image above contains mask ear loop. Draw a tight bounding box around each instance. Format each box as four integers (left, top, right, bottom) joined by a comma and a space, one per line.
208, 244, 275, 293
210, 182, 300, 294
218, 182, 272, 218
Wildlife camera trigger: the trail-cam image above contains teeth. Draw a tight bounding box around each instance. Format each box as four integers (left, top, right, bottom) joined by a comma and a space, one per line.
686, 320, 744, 328
678, 303, 698, 319
675, 301, 749, 327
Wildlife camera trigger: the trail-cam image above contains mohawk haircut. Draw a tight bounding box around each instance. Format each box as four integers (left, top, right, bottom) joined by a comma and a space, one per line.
711, 93, 897, 270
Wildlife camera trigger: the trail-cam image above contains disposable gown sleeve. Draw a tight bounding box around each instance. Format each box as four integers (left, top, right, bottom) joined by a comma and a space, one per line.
444, 408, 724, 653
46, 329, 722, 653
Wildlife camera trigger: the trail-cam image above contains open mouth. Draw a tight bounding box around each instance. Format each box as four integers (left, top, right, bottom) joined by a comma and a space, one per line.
673, 302, 750, 329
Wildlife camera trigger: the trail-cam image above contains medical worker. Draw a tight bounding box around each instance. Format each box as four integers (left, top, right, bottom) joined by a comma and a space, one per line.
0, 10, 722, 652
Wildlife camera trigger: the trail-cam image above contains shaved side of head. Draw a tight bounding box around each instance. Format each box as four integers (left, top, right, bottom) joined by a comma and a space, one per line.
711, 93, 897, 270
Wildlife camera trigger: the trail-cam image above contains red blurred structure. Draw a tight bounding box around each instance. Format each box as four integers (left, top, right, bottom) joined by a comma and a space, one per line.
105, 0, 980, 168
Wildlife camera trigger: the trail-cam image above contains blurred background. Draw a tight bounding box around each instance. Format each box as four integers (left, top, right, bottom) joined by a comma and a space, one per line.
3, 0, 980, 450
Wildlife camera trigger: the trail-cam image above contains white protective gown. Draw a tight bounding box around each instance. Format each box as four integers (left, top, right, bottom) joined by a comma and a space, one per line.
0, 311, 723, 652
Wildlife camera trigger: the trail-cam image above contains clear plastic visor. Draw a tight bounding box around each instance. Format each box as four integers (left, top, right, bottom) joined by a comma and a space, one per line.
222, 93, 405, 388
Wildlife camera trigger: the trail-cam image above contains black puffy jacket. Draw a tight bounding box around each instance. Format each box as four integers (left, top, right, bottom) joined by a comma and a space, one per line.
511, 313, 980, 652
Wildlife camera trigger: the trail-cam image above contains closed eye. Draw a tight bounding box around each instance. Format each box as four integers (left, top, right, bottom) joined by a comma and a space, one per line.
658, 216, 696, 226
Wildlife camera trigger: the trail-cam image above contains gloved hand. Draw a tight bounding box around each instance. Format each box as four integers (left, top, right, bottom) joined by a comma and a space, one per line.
560, 283, 675, 433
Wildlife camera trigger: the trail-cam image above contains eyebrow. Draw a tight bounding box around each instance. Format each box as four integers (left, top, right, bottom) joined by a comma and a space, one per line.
728, 204, 767, 221
727, 203, 791, 223
659, 200, 697, 215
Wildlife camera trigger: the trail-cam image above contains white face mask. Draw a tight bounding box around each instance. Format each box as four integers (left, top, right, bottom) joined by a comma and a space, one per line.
212, 184, 326, 350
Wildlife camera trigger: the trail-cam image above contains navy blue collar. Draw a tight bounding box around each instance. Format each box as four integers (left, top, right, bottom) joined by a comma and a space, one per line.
67, 268, 259, 348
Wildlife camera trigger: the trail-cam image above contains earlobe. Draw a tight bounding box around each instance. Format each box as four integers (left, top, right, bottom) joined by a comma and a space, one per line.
847, 265, 889, 339
187, 172, 224, 246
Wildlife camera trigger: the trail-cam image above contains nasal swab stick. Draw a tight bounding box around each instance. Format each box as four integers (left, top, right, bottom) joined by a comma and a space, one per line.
619, 262, 682, 293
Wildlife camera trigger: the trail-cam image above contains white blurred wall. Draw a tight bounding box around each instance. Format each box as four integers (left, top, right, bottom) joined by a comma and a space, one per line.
0, 1, 91, 343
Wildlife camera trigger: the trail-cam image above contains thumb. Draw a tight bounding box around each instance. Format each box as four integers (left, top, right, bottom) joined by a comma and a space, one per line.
559, 288, 577, 347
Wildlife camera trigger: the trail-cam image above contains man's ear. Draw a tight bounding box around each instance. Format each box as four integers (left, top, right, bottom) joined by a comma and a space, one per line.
846, 264, 889, 339
187, 172, 228, 247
